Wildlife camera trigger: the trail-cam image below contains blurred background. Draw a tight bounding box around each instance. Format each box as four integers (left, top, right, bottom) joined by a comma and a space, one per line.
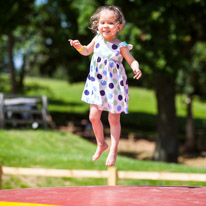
0, 0, 206, 189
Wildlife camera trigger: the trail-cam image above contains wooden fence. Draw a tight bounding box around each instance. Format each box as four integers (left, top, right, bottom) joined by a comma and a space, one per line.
1, 166, 206, 189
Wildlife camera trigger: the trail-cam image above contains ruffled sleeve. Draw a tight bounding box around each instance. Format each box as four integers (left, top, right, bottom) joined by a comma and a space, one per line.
119, 41, 133, 51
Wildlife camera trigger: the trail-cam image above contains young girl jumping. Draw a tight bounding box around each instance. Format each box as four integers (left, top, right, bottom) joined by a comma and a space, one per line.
69, 5, 142, 166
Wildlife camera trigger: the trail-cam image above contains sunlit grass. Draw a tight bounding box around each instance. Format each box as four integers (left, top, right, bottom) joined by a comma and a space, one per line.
1, 76, 206, 188
1, 129, 206, 189
24, 76, 206, 120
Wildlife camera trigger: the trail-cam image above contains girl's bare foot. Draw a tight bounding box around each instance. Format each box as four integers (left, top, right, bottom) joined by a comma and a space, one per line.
105, 150, 117, 166
92, 143, 108, 161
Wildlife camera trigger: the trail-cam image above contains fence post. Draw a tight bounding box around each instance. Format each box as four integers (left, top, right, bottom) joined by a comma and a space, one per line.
0, 93, 4, 129
0, 165, 2, 190
108, 167, 118, 186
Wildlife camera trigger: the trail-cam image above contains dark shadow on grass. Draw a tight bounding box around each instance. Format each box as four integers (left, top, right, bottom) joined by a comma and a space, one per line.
118, 151, 152, 161
121, 112, 157, 131
50, 111, 87, 126
49, 109, 206, 144
49, 99, 83, 107
50, 110, 158, 132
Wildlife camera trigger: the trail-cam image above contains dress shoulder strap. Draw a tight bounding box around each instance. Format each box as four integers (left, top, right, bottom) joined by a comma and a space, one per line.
119, 41, 133, 50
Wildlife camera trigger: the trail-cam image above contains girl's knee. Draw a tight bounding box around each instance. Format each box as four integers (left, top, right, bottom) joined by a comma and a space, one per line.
108, 113, 120, 126
89, 105, 102, 124
89, 113, 100, 124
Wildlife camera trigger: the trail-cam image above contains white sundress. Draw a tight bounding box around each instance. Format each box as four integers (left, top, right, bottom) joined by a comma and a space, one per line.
81, 33, 133, 114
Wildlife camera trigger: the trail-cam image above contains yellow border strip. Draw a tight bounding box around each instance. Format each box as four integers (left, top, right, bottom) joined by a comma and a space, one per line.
0, 202, 59, 206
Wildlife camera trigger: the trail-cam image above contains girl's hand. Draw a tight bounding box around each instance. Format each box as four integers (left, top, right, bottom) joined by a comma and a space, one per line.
68, 39, 82, 50
68, 36, 96, 56
130, 61, 142, 80
133, 68, 142, 80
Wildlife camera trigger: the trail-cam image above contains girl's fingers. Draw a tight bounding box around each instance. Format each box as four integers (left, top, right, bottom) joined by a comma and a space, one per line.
68, 40, 81, 49
133, 71, 142, 80
68, 39, 73, 46
72, 40, 80, 44
68, 39, 80, 46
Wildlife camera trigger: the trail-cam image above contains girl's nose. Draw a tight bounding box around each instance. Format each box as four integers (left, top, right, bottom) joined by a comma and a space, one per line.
103, 23, 109, 27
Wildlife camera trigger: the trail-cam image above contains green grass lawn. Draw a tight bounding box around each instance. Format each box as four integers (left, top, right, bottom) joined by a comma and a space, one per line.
1, 76, 206, 133
21, 77, 206, 136
1, 76, 206, 189
1, 130, 206, 189
23, 76, 206, 117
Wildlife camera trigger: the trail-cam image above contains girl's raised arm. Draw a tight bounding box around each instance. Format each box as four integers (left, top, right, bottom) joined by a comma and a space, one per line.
120, 47, 142, 80
68, 36, 97, 56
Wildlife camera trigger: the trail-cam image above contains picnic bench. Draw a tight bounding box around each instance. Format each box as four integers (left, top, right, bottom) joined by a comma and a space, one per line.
0, 93, 48, 129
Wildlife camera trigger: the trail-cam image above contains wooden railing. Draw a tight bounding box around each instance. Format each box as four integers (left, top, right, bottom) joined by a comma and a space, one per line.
0, 166, 206, 189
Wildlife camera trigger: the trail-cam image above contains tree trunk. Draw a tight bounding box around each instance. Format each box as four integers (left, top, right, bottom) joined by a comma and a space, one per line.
7, 32, 16, 94
185, 93, 196, 152
153, 75, 178, 163
184, 70, 197, 152
18, 54, 26, 92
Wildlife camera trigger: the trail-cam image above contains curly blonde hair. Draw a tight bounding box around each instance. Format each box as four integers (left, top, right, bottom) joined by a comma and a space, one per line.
89, 5, 125, 33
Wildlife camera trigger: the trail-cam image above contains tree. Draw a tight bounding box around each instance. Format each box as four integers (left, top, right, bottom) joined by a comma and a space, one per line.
63, 0, 206, 162
0, 0, 35, 93
112, 0, 206, 162
33, 0, 93, 82
177, 42, 206, 152
114, 0, 181, 162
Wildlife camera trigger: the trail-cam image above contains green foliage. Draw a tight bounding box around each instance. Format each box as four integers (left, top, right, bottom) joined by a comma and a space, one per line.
71, 0, 97, 35
0, 35, 7, 73
0, 0, 35, 33
1, 0, 206, 88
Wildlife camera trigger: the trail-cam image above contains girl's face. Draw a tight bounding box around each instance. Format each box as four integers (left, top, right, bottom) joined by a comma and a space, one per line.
98, 10, 122, 41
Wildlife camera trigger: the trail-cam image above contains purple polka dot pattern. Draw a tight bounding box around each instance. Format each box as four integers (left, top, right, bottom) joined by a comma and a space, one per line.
90, 77, 95, 82
96, 43, 100, 48
97, 74, 102, 79
112, 44, 118, 50
109, 83, 114, 89
118, 95, 123, 100
84, 90, 89, 95
117, 105, 122, 111
97, 57, 101, 62
110, 62, 114, 68
100, 90, 105, 96
101, 80, 107, 85
81, 33, 131, 114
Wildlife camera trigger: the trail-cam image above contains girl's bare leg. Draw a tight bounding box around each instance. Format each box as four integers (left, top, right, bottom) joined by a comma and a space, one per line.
106, 112, 121, 166
89, 104, 108, 161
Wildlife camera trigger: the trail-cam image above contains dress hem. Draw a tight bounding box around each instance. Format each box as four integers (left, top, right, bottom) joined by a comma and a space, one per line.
81, 99, 129, 114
